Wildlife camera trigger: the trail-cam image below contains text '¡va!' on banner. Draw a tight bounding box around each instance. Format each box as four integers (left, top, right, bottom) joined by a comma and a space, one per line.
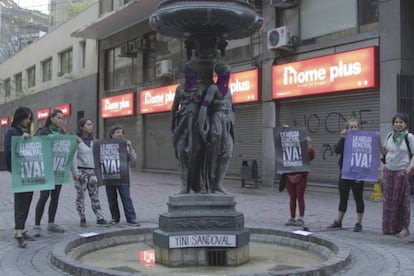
11, 135, 78, 193
274, 127, 311, 174
341, 130, 380, 182
93, 139, 129, 185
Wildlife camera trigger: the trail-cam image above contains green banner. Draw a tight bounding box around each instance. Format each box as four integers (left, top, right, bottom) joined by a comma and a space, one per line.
50, 135, 77, 184
11, 136, 55, 193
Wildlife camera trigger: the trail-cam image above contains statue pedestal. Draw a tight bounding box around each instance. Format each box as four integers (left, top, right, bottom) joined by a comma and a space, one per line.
153, 194, 250, 267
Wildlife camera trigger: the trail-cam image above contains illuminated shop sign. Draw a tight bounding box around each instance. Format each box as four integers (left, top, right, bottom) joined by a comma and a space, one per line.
101, 93, 135, 118
214, 68, 259, 104
272, 46, 378, 99
55, 104, 71, 116
36, 108, 50, 120
139, 84, 179, 114
0, 117, 9, 126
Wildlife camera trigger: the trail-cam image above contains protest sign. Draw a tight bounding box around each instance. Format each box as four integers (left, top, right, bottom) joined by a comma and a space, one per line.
274, 127, 310, 174
11, 136, 55, 193
341, 130, 379, 182
51, 135, 77, 184
93, 139, 129, 185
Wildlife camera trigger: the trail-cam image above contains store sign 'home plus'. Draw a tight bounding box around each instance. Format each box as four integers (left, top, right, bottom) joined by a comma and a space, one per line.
101, 93, 135, 118
272, 46, 378, 99
0, 117, 9, 126
139, 84, 179, 114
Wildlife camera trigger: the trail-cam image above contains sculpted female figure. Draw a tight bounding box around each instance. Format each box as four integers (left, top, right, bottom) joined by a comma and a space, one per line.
170, 61, 206, 194
199, 64, 234, 194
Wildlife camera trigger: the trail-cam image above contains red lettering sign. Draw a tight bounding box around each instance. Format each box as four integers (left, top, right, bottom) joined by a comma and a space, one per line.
36, 108, 50, 120
272, 46, 378, 99
55, 104, 71, 116
139, 249, 155, 267
0, 117, 9, 126
101, 93, 135, 118
139, 84, 179, 114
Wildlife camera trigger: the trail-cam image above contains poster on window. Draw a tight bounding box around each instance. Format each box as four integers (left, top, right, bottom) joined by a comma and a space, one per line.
50, 135, 77, 184
93, 139, 129, 185
274, 127, 310, 174
341, 130, 379, 182
11, 136, 55, 193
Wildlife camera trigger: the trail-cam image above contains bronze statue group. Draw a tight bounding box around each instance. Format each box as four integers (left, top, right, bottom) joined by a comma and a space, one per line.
171, 60, 235, 195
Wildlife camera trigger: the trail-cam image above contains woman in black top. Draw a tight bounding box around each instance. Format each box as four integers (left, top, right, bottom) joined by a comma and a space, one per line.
33, 109, 66, 236
4, 106, 35, 248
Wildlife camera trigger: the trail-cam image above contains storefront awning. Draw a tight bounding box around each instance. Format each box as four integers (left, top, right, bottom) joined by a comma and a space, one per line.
71, 0, 163, 40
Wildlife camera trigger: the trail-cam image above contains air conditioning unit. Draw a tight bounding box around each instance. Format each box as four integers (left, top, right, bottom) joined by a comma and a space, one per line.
134, 38, 155, 51
156, 60, 173, 78
270, 0, 298, 9
267, 26, 290, 50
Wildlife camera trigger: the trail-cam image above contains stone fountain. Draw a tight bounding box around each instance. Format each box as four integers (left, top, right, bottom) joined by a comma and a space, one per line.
149, 0, 263, 267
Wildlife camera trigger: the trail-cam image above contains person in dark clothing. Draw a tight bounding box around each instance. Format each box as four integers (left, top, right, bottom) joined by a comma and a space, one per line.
105, 124, 140, 226
4, 106, 36, 248
33, 109, 66, 236
327, 118, 365, 232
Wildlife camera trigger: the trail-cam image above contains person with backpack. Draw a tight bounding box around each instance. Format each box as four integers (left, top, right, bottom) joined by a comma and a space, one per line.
380, 113, 414, 237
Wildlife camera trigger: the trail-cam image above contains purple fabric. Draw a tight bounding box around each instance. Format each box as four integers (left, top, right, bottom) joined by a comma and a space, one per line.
216, 72, 230, 96
341, 130, 379, 182
81, 135, 93, 147
202, 100, 210, 107
184, 72, 198, 90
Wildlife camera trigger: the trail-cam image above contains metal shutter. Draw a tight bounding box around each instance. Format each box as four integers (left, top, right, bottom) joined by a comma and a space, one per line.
278, 92, 380, 185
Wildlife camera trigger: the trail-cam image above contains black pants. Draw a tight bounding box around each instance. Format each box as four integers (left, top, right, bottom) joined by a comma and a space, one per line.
14, 191, 33, 230
35, 185, 62, 225
338, 178, 365, 213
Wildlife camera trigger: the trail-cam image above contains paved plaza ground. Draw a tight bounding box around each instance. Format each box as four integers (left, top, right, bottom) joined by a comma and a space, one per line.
0, 170, 413, 275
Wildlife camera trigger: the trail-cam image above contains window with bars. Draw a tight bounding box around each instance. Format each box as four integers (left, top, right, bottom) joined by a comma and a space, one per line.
14, 73, 22, 95
4, 78, 11, 98
42, 58, 52, 82
60, 48, 73, 75
27, 66, 36, 88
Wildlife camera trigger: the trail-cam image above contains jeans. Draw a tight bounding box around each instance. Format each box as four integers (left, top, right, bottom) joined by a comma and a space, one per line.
105, 184, 136, 222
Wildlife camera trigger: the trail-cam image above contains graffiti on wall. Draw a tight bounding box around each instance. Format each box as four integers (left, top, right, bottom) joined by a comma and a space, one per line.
288, 109, 373, 160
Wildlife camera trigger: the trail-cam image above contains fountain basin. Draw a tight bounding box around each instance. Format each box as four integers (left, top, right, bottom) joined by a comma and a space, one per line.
50, 228, 352, 276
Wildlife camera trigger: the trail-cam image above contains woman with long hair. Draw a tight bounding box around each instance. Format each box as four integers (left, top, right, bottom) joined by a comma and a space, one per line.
33, 109, 66, 236
71, 118, 108, 227
4, 106, 36, 248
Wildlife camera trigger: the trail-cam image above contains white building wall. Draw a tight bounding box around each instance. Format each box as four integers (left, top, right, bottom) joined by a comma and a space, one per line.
0, 3, 99, 104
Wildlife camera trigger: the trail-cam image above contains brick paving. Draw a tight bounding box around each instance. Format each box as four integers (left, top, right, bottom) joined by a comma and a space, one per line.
0, 170, 414, 275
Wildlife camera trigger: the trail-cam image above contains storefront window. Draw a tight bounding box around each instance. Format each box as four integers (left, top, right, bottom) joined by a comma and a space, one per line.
300, 0, 378, 43
154, 34, 184, 80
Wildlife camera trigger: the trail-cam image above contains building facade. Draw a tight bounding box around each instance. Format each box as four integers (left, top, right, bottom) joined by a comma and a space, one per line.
1, 0, 414, 187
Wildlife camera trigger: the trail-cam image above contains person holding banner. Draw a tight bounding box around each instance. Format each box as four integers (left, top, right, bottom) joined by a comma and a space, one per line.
284, 136, 315, 227
4, 106, 36, 248
327, 118, 365, 232
380, 113, 414, 237
104, 124, 140, 226
72, 118, 109, 227
33, 109, 66, 236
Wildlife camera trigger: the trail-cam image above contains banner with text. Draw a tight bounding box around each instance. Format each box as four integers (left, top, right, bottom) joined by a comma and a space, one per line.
341, 130, 379, 182
51, 135, 77, 184
11, 136, 55, 193
93, 139, 129, 185
274, 127, 310, 174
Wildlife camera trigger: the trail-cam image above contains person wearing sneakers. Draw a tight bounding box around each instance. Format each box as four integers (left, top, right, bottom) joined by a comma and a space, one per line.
284, 136, 315, 227
72, 118, 109, 227
328, 118, 365, 232
380, 113, 413, 237
4, 107, 36, 248
33, 109, 66, 236
105, 125, 140, 226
